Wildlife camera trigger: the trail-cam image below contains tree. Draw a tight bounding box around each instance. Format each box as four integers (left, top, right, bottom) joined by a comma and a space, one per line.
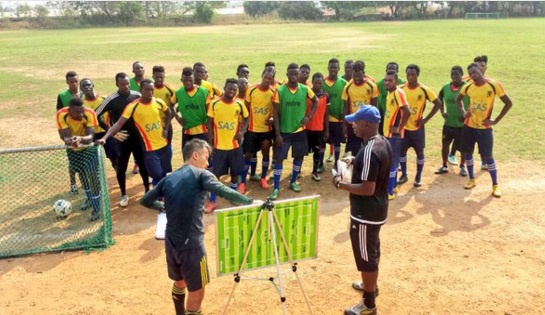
243, 1, 280, 17
15, 3, 33, 19
277, 1, 322, 20
117, 1, 143, 25
193, 2, 214, 23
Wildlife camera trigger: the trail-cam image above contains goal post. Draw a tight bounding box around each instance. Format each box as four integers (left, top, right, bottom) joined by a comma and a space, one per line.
0, 145, 113, 258
465, 12, 509, 19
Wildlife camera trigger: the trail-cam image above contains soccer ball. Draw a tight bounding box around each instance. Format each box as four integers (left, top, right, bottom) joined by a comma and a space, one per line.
53, 199, 72, 218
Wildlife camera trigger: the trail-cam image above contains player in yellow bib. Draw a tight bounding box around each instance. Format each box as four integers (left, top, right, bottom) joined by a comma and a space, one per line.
456, 63, 512, 198
56, 98, 101, 221
397, 64, 442, 187
205, 78, 249, 212
97, 79, 173, 187
342, 61, 379, 156
80, 78, 119, 171
152, 65, 176, 152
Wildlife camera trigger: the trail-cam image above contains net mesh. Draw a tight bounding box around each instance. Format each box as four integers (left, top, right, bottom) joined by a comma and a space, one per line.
0, 145, 113, 258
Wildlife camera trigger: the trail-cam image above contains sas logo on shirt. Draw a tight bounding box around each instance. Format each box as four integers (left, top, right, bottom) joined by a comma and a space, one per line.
217, 121, 236, 130
470, 103, 487, 112
145, 121, 162, 132
253, 107, 269, 115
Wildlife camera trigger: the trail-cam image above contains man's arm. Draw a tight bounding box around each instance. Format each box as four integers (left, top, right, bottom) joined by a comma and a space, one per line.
419, 98, 442, 126
455, 93, 470, 119
485, 94, 512, 127
56, 95, 64, 111
95, 117, 128, 145
140, 180, 165, 210
207, 117, 215, 146
334, 177, 376, 196
162, 106, 173, 138
94, 97, 111, 131
272, 100, 284, 147
202, 172, 253, 205
301, 95, 318, 126
398, 105, 411, 130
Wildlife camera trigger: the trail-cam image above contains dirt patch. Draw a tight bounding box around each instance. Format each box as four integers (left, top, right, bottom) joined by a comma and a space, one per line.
1, 146, 544, 315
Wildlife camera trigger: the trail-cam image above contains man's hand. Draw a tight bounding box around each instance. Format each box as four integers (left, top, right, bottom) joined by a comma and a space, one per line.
483, 118, 496, 127
389, 126, 400, 134
113, 130, 129, 142
234, 130, 244, 143
275, 135, 284, 148
342, 155, 355, 166
323, 131, 329, 142
416, 118, 427, 127
300, 115, 310, 126
94, 138, 106, 146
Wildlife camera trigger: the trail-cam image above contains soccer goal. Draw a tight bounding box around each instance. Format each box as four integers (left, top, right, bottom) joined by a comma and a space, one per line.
0, 145, 113, 258
465, 12, 508, 19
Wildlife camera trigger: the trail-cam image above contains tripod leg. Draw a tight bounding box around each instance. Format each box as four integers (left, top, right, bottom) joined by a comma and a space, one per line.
268, 210, 288, 315
222, 210, 266, 315
272, 210, 314, 315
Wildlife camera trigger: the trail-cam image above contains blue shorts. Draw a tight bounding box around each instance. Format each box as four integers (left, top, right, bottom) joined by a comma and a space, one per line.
143, 145, 173, 184
274, 130, 308, 160
461, 126, 493, 156
212, 147, 243, 177
166, 238, 210, 292
328, 122, 344, 145
401, 127, 425, 154
387, 135, 402, 172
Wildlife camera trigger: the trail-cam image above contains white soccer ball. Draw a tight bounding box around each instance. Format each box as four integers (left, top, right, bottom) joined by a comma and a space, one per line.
53, 199, 72, 218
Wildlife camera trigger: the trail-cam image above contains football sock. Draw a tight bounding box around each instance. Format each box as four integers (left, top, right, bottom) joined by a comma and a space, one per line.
230, 182, 238, 190
261, 158, 270, 179
334, 145, 341, 167
416, 154, 424, 182
250, 156, 257, 176
465, 154, 475, 178
171, 284, 186, 315
210, 193, 216, 203
486, 158, 498, 185
399, 155, 407, 177
273, 162, 283, 189
240, 160, 251, 184
388, 168, 397, 195
312, 152, 320, 173
363, 290, 376, 309
291, 159, 302, 184
91, 195, 100, 212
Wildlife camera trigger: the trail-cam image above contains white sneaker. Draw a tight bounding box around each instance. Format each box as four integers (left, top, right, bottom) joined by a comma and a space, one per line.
448, 155, 458, 165
344, 299, 377, 315
119, 195, 129, 207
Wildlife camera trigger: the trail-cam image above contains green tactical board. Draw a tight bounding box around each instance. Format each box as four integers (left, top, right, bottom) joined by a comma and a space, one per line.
215, 195, 319, 276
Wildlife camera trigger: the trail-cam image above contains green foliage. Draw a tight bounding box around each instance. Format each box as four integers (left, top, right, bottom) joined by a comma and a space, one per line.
243, 1, 280, 17
15, 3, 32, 19
320, 1, 376, 20
193, 2, 215, 24
277, 1, 322, 20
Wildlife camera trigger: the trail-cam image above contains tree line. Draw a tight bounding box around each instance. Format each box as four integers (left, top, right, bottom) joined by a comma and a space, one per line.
1, 1, 544, 28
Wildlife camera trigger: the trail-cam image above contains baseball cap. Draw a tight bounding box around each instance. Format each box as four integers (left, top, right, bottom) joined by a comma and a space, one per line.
345, 105, 381, 124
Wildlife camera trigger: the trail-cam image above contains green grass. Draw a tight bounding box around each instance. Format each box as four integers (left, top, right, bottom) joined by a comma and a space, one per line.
0, 19, 544, 162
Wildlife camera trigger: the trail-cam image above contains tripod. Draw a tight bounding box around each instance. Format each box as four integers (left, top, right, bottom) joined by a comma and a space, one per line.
222, 198, 313, 315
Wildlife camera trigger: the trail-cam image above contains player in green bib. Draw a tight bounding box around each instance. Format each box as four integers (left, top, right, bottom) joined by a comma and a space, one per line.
171, 67, 210, 148
271, 63, 318, 200
322, 58, 348, 168
56, 71, 81, 194
435, 66, 469, 176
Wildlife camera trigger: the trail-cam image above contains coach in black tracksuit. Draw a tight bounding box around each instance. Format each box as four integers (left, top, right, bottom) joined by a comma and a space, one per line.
95, 72, 150, 207
332, 105, 392, 315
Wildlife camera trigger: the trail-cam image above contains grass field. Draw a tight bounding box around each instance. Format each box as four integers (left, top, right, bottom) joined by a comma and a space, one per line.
0, 18, 544, 163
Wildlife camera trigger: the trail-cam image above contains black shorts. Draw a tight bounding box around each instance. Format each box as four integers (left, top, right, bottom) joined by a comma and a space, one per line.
346, 124, 362, 156
442, 126, 463, 152
328, 122, 344, 145
350, 220, 381, 272
166, 238, 210, 292
243, 131, 273, 154
307, 130, 325, 154
274, 130, 308, 160
212, 147, 244, 177
461, 125, 493, 156
401, 127, 425, 154
182, 133, 207, 149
